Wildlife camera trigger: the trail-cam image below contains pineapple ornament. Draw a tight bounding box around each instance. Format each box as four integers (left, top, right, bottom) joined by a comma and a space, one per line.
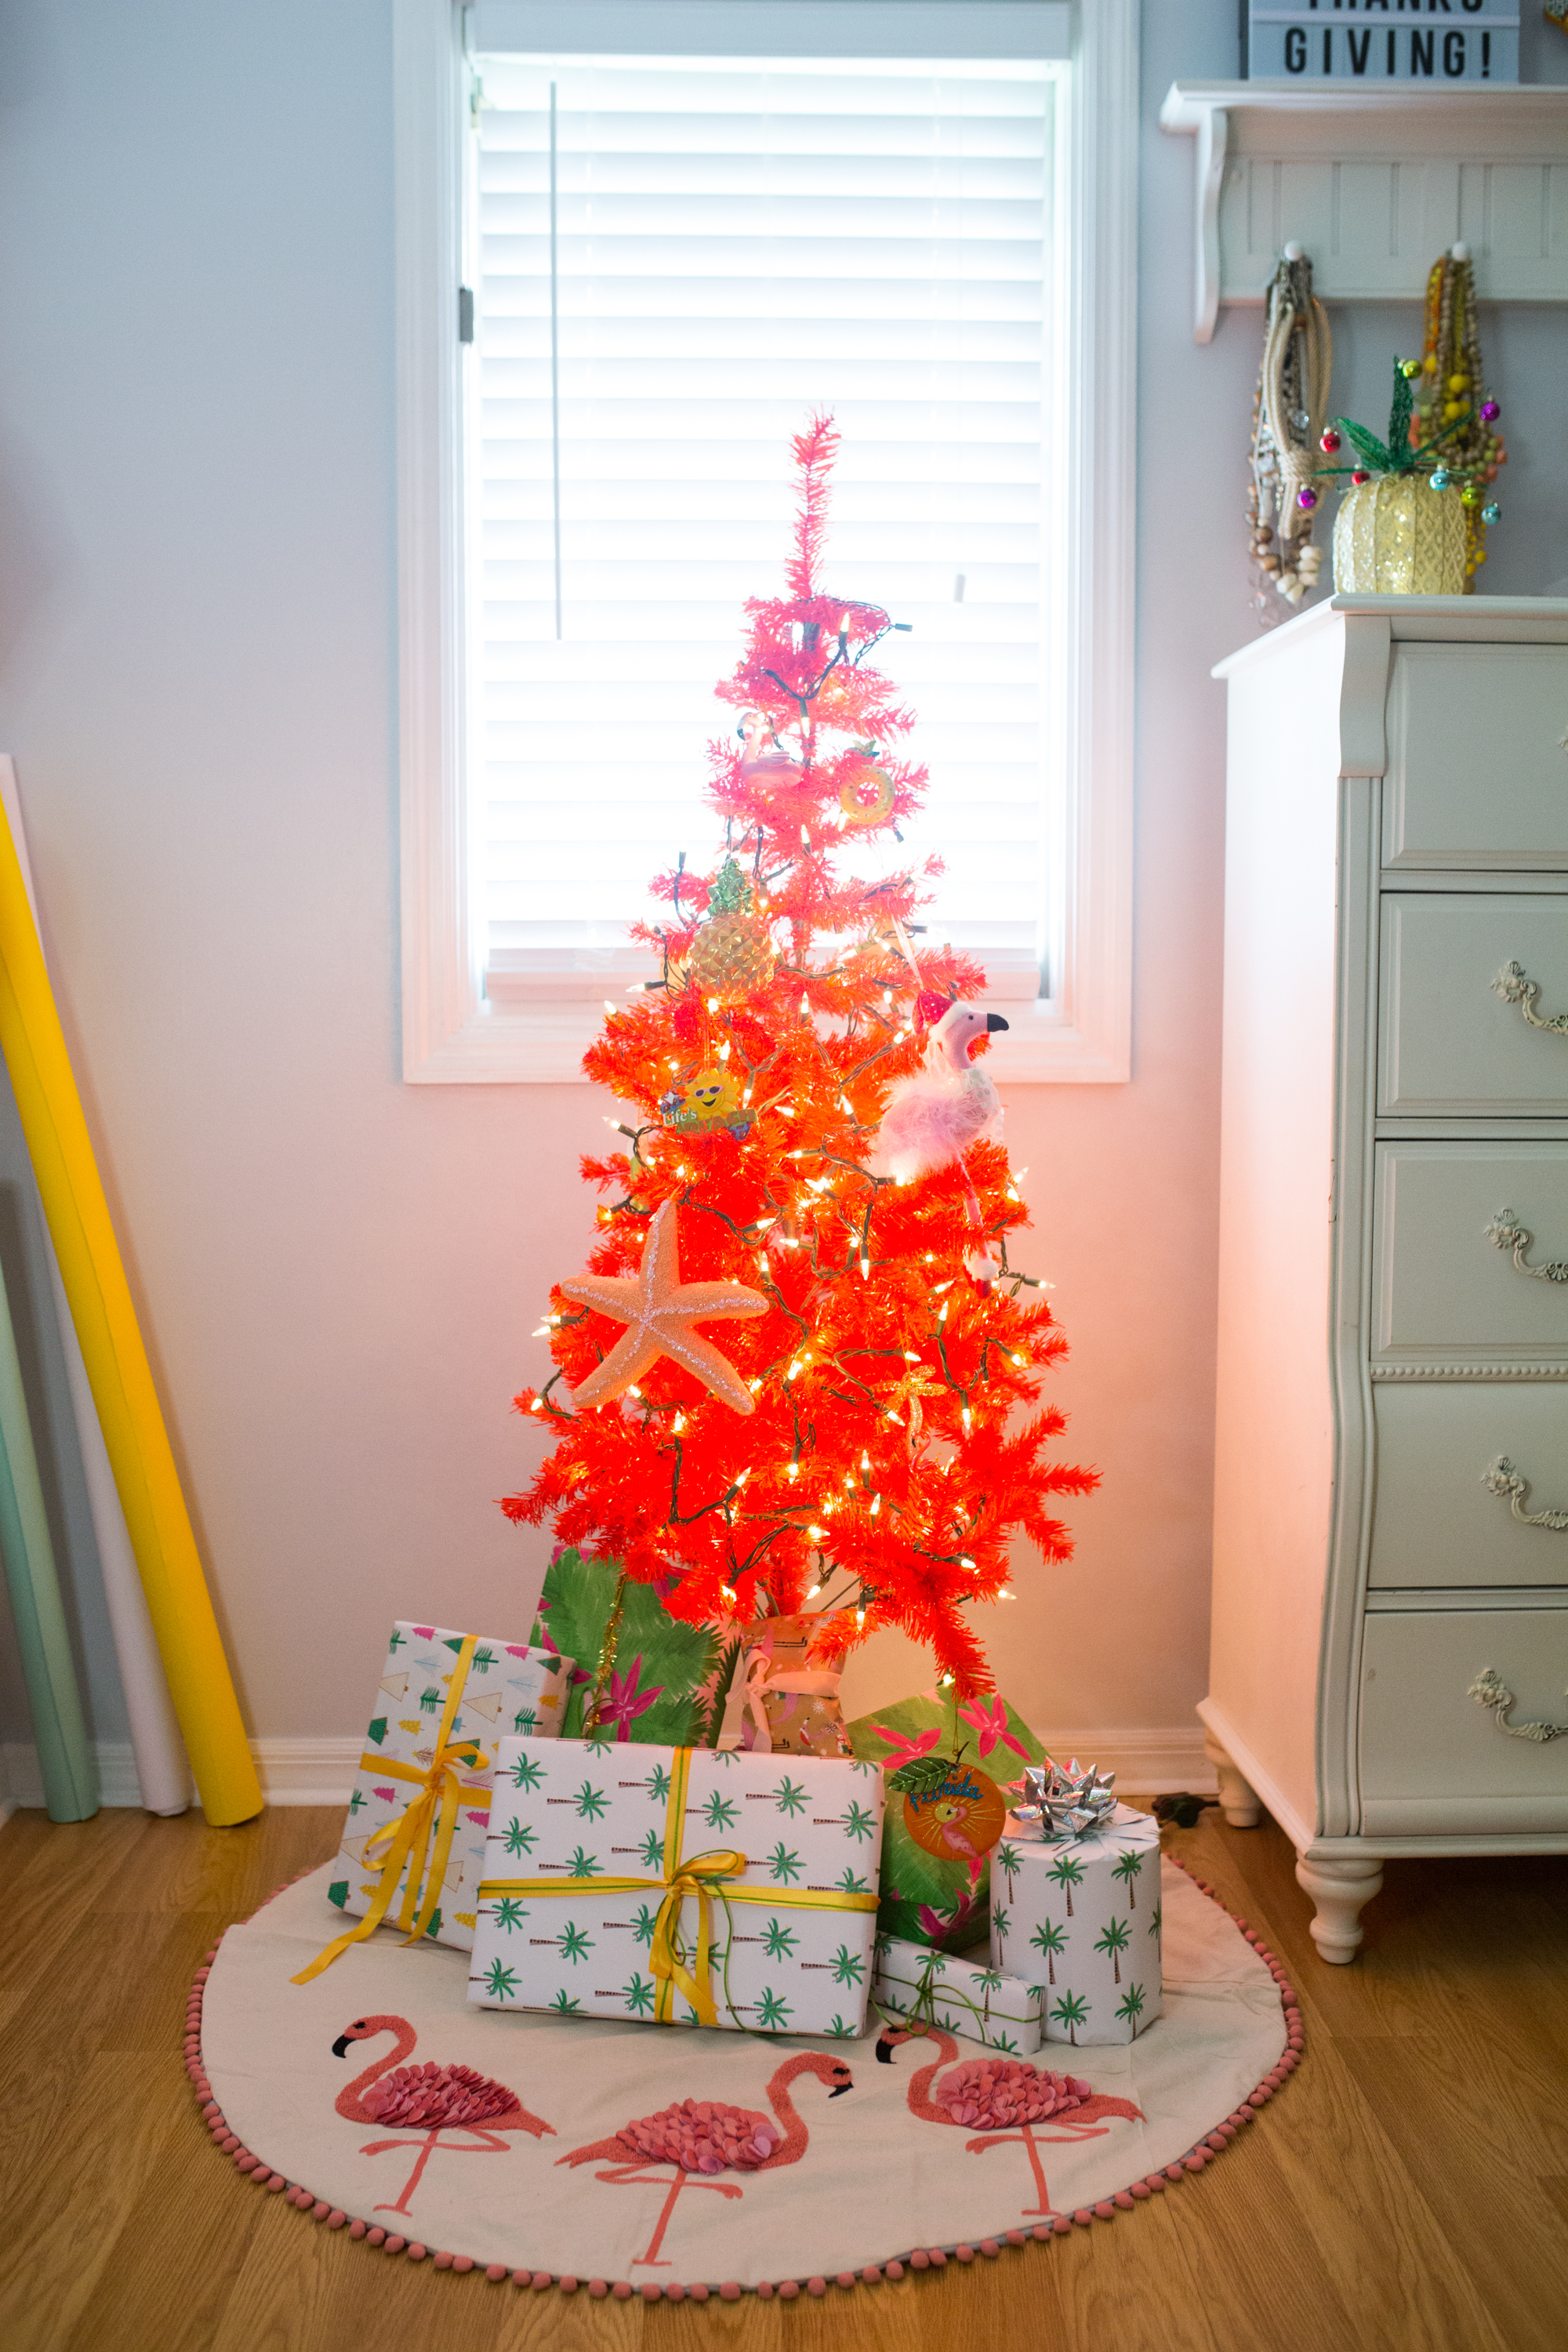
684, 855, 775, 1000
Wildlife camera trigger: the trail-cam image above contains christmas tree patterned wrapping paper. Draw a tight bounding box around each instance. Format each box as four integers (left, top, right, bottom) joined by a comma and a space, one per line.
467, 1735, 885, 2036
326, 1624, 572, 1955
845, 1688, 1050, 1953
990, 1802, 1162, 2048
872, 1932, 1046, 2056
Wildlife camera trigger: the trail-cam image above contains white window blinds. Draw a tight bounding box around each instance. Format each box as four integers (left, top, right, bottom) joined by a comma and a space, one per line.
467, 49, 1057, 1004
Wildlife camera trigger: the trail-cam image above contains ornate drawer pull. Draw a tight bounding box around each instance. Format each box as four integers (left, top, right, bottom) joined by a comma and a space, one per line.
1468, 1667, 1568, 1744
1492, 961, 1568, 1037
1484, 1208, 1568, 1284
1481, 1454, 1568, 1529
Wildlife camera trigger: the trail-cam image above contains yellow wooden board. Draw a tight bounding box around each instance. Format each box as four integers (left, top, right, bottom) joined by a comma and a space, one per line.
0, 800, 260, 1824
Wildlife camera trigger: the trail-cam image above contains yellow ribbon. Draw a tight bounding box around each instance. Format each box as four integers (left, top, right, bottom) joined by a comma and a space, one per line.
478, 1746, 877, 2028
292, 1636, 491, 1984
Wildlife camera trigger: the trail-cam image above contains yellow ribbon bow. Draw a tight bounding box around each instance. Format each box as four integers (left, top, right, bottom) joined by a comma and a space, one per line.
293, 1638, 491, 1984
647, 1846, 747, 2027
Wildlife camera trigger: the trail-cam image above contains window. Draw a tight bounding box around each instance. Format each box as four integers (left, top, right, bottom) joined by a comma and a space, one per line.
395, 1, 1135, 1081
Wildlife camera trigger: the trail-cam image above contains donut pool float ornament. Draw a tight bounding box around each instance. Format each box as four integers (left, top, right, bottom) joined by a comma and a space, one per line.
838, 757, 897, 826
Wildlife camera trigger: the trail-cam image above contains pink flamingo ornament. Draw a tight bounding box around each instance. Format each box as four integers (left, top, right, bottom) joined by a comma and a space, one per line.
332, 2014, 554, 2218
557, 2050, 852, 2267
877, 2026, 1142, 2218
867, 1001, 1009, 1185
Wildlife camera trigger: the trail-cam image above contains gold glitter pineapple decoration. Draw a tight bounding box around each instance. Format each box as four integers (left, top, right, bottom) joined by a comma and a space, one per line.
686, 857, 775, 998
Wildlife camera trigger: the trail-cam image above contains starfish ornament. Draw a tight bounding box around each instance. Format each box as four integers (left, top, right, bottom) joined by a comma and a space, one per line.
560, 1200, 768, 1414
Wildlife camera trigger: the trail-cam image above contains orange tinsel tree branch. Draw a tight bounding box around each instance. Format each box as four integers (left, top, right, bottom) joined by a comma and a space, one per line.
503, 412, 1095, 1696
784, 412, 840, 600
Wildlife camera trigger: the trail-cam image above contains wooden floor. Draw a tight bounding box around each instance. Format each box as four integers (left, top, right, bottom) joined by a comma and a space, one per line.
1, 1801, 1565, 2352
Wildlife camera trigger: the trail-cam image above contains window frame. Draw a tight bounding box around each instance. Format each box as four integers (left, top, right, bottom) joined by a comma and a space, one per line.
394, 0, 1138, 1083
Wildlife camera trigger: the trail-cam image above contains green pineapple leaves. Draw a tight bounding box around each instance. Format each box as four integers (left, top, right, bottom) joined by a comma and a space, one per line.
1337, 418, 1395, 475
886, 1747, 967, 1798
531, 1549, 720, 1744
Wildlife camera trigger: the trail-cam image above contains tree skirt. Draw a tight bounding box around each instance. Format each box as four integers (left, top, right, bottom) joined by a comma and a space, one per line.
186, 1856, 1301, 2297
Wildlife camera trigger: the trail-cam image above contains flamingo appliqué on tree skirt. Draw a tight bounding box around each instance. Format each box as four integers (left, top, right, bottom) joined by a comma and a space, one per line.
877, 2027, 1142, 2220
557, 2052, 853, 2267
332, 2014, 554, 2219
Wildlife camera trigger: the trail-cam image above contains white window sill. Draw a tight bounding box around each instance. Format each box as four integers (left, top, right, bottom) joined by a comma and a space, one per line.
406, 993, 1124, 1086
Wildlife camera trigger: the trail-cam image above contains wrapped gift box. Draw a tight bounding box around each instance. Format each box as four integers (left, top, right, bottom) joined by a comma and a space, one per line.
530, 1548, 734, 1744
720, 1612, 852, 1759
467, 1735, 885, 2034
845, 1688, 1051, 1952
873, 1932, 1045, 2056
989, 1803, 1162, 2046
325, 1623, 572, 1954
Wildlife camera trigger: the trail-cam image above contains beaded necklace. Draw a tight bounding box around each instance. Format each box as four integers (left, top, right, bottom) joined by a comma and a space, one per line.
1412, 249, 1506, 589
1247, 248, 1332, 617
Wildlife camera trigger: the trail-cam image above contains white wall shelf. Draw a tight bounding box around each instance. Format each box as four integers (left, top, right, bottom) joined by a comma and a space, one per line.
1160, 81, 1568, 343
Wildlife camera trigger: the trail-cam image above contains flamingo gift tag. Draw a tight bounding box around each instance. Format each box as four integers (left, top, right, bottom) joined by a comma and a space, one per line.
901, 1761, 1007, 1864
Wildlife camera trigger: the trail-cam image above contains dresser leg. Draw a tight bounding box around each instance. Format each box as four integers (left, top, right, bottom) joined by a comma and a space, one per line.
1203, 1732, 1263, 1828
1294, 1852, 1384, 1965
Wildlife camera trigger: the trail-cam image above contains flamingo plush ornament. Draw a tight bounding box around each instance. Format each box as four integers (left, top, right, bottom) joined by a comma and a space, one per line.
558, 2051, 851, 2267
867, 1000, 1009, 1185
332, 2014, 554, 2219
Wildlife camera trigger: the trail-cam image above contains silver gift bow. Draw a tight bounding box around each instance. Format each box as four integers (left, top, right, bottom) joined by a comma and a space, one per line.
1004, 1756, 1117, 1842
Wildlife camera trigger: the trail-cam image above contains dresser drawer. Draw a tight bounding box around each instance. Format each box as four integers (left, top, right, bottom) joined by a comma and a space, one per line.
1369, 1381, 1568, 1588
1383, 644, 1568, 871
1378, 894, 1568, 1116
1359, 1603, 1568, 1835
1372, 1141, 1568, 1370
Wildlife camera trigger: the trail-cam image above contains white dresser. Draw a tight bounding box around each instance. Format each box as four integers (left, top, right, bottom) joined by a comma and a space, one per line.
1205, 594, 1568, 1963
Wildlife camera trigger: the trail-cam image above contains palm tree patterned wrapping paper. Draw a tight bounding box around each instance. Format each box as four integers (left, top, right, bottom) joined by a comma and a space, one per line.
989, 1803, 1162, 2047
844, 1688, 1051, 1953
466, 1736, 886, 2036
871, 1930, 1046, 2055
327, 1623, 574, 1954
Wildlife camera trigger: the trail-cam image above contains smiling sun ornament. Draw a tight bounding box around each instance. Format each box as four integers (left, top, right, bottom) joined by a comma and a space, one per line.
558, 1199, 768, 1414
663, 1063, 752, 1138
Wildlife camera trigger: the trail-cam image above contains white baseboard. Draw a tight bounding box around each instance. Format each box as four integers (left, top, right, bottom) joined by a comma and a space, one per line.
0, 1726, 1217, 1816
249, 1738, 368, 1806
2, 1740, 150, 1812
1040, 1728, 1214, 1797
0, 1737, 345, 1813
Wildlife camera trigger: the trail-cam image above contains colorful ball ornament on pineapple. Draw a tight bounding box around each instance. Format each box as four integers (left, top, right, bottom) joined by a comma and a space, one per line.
902, 1760, 1007, 1863
1483, 502, 1501, 525
1428, 468, 1450, 492
1480, 400, 1501, 423
1319, 428, 1341, 454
